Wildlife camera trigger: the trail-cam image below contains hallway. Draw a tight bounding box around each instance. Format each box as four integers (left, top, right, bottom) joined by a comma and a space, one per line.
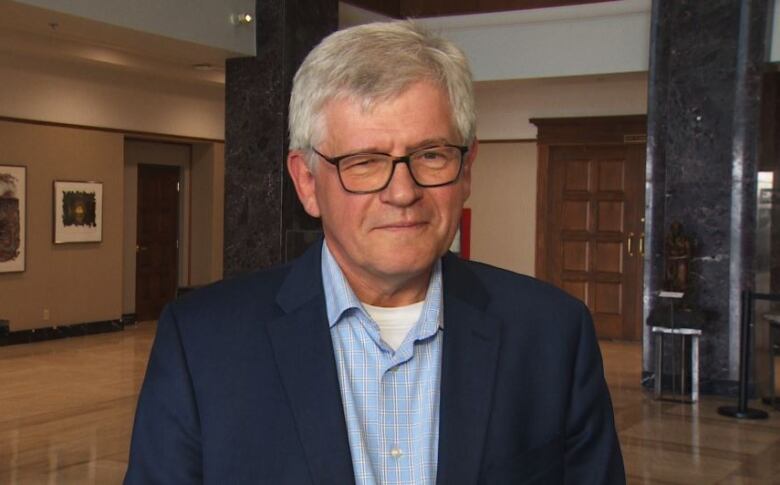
1, 325, 780, 484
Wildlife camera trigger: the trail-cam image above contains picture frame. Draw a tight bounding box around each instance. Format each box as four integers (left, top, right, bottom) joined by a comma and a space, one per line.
53, 180, 103, 244
0, 164, 26, 273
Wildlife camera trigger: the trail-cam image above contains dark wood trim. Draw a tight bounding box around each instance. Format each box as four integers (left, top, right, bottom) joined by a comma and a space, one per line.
0, 319, 124, 346
530, 115, 647, 145
479, 138, 537, 144
343, 0, 401, 17
398, 0, 614, 18
187, 145, 193, 287
535, 143, 550, 280
0, 115, 224, 144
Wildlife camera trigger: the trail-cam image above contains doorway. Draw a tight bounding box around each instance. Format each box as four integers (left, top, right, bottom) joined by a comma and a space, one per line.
135, 164, 180, 321
533, 116, 646, 340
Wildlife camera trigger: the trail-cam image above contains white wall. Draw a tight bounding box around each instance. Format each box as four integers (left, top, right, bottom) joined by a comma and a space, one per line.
13, 0, 255, 55
475, 73, 648, 139
420, 0, 651, 81
0, 50, 224, 141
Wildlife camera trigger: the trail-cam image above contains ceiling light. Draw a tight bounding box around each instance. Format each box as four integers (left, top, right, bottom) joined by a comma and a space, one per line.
234, 13, 253, 25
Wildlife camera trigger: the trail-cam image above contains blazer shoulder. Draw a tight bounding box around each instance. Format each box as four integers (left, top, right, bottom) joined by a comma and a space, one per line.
450, 259, 589, 337
168, 262, 293, 326
462, 259, 585, 311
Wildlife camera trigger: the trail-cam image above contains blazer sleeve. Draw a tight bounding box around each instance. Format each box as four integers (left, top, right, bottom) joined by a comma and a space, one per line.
124, 305, 203, 484
564, 304, 626, 484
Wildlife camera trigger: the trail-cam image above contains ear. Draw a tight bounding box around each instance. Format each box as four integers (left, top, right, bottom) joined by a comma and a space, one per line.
287, 150, 321, 218
461, 138, 478, 201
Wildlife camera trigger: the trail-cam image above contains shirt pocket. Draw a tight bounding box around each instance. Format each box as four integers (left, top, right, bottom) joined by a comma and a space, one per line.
482, 435, 564, 485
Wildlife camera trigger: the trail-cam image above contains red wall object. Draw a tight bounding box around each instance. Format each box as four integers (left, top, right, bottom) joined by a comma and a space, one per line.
460, 208, 471, 260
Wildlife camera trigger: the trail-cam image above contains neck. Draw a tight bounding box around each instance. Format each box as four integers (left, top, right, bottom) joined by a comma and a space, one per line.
348, 270, 431, 307
331, 257, 432, 307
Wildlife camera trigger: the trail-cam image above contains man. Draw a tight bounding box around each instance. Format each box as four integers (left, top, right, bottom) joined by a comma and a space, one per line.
126, 21, 625, 484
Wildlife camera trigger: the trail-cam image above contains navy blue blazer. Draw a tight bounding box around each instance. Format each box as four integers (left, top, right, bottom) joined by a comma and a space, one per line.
125, 242, 625, 484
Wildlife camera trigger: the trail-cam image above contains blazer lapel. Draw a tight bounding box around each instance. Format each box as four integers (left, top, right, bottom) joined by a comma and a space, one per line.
437, 254, 501, 485
266, 242, 355, 485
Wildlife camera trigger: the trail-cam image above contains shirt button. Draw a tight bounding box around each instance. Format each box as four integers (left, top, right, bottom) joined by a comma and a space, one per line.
390, 446, 403, 459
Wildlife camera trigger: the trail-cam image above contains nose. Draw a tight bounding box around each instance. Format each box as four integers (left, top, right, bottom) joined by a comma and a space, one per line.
379, 161, 422, 207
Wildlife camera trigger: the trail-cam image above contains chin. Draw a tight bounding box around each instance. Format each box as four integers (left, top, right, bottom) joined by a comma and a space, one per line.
375, 249, 439, 275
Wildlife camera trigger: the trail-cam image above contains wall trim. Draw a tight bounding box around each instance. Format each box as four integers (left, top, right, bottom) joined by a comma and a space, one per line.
0, 319, 124, 346
479, 138, 537, 144
0, 115, 225, 144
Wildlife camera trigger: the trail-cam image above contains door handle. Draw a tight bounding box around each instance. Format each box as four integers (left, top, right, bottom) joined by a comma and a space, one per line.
627, 232, 635, 256
639, 233, 645, 256
136, 245, 148, 252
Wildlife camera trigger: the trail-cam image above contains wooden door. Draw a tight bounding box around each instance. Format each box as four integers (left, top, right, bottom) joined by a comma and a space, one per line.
135, 164, 180, 322
546, 144, 645, 340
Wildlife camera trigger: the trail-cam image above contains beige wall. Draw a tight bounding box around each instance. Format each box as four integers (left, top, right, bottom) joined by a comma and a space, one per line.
0, 120, 224, 330
190, 143, 225, 285
0, 121, 124, 331
468, 142, 537, 276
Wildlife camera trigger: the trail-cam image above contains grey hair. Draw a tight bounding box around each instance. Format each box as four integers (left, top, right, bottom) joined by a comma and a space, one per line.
288, 20, 475, 167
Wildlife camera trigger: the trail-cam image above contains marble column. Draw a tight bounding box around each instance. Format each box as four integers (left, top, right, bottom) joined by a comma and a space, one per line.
223, 0, 337, 277
643, 0, 773, 394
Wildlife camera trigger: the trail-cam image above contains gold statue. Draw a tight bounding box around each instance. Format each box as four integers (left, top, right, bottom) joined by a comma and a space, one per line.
664, 221, 692, 293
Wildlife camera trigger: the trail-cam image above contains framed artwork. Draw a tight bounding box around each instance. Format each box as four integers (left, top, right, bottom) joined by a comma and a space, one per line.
0, 165, 26, 273
53, 180, 103, 244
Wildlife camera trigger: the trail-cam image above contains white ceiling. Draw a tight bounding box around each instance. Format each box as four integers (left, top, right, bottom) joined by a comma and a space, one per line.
0, 0, 234, 87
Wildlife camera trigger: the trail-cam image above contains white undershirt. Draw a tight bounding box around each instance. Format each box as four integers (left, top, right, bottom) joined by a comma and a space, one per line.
362, 301, 424, 351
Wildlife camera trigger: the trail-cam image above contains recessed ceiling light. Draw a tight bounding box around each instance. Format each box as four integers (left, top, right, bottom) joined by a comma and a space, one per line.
192, 63, 214, 71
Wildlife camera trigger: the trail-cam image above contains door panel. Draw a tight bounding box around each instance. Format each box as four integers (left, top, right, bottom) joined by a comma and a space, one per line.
547, 144, 645, 340
135, 164, 180, 322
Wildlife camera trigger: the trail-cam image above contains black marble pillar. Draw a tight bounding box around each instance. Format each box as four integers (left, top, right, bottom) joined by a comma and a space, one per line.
223, 0, 337, 277
643, 0, 773, 394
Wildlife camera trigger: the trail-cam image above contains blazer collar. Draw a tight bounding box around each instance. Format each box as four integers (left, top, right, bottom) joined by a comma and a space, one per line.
269, 244, 501, 485
436, 253, 502, 484
267, 240, 356, 485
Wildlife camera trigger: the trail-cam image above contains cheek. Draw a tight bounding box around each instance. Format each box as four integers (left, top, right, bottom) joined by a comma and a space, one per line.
316, 188, 369, 233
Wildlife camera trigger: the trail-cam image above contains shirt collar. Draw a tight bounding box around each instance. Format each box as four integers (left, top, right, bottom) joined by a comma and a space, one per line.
321, 241, 443, 337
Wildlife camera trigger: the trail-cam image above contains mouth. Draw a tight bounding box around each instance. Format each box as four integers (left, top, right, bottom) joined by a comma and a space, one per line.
374, 221, 428, 231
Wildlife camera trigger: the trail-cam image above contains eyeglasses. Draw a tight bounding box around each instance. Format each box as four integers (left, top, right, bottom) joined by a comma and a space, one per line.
312, 144, 468, 194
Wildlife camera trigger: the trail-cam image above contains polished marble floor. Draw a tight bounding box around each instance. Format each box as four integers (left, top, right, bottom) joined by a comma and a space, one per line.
1, 323, 779, 484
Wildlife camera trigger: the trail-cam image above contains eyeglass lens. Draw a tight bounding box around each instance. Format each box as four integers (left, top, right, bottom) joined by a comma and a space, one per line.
338, 146, 463, 193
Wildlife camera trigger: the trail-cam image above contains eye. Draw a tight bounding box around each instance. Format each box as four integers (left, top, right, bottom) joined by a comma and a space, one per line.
341, 155, 385, 172
419, 149, 448, 160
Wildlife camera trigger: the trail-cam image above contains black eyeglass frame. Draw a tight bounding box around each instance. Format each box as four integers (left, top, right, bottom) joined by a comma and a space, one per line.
311, 144, 469, 194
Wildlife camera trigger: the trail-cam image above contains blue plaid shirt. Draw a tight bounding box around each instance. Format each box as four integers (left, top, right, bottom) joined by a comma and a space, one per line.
322, 242, 443, 485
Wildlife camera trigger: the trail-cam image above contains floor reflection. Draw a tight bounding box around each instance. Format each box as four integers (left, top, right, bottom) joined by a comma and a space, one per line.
1, 324, 779, 484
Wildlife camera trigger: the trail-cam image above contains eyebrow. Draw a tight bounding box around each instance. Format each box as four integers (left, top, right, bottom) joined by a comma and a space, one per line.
345, 138, 455, 155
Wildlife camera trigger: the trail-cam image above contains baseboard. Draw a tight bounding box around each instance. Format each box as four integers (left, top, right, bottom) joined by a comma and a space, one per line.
0, 319, 124, 346
121, 313, 137, 325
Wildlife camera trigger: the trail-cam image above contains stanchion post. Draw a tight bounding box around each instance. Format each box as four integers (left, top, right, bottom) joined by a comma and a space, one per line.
718, 290, 769, 419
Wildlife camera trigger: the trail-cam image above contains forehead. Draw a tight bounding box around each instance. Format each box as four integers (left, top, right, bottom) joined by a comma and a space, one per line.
319, 82, 457, 150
